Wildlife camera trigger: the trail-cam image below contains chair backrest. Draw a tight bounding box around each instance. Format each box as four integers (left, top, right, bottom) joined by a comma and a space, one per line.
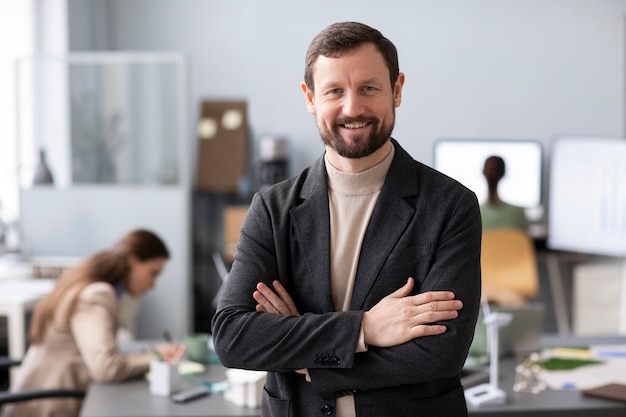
481, 228, 539, 305
0, 357, 85, 406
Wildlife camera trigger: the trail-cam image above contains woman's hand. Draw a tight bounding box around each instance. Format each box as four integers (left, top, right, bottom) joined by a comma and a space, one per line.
154, 343, 186, 364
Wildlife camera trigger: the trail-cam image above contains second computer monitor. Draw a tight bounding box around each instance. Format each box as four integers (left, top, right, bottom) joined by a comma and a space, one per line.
433, 139, 544, 231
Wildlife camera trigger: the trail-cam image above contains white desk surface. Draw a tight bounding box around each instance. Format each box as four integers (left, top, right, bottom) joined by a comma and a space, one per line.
0, 278, 56, 305
0, 278, 56, 366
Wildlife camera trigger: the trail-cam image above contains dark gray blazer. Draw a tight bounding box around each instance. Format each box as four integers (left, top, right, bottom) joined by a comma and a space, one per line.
212, 139, 482, 417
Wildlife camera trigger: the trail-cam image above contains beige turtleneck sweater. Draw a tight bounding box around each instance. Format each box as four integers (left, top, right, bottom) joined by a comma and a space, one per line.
324, 143, 394, 417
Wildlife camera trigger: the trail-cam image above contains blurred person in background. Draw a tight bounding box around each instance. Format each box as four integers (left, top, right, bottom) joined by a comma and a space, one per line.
3, 229, 177, 417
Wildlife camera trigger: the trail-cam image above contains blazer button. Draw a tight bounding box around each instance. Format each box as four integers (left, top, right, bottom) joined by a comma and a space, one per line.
320, 404, 333, 415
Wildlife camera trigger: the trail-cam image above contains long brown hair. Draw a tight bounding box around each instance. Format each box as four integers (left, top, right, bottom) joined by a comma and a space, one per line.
29, 229, 169, 345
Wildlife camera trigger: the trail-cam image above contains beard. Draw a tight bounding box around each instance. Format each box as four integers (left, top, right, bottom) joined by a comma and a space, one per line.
317, 110, 395, 159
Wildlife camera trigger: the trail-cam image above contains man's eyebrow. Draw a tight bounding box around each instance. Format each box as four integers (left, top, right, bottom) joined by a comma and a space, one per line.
318, 77, 385, 90
360, 77, 384, 85
318, 79, 341, 89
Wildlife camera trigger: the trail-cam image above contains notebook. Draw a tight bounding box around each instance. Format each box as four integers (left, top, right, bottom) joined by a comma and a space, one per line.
583, 383, 626, 403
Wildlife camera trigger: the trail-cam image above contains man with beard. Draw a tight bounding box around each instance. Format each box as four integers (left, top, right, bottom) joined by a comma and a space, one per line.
211, 21, 482, 417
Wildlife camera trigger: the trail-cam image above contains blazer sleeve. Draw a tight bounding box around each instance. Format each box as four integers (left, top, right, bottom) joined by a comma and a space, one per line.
212, 192, 365, 373
71, 283, 152, 382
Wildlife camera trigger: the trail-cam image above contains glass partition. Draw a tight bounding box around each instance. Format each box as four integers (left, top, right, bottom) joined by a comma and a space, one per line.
16, 53, 185, 188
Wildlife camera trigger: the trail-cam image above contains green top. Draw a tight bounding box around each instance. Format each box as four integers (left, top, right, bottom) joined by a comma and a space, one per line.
480, 201, 528, 231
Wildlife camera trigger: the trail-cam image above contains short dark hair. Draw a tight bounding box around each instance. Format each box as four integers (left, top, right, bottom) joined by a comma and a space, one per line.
304, 21, 399, 91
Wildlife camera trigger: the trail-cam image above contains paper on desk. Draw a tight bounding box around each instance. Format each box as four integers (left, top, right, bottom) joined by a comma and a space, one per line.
543, 346, 626, 391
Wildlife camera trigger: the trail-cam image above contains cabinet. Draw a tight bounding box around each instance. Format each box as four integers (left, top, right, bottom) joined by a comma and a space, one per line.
191, 193, 249, 333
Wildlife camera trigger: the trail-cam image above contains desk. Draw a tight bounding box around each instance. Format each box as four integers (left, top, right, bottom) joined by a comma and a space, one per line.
468, 334, 626, 416
0, 278, 55, 359
80, 364, 260, 417
81, 335, 626, 417
467, 357, 626, 416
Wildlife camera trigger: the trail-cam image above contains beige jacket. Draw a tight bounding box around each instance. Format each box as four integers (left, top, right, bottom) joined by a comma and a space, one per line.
3, 282, 153, 417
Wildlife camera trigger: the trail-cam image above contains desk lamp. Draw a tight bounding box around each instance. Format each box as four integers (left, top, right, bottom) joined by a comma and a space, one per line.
465, 301, 512, 407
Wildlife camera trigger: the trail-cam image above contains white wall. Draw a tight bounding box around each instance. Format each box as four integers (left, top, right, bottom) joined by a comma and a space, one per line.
69, 0, 626, 181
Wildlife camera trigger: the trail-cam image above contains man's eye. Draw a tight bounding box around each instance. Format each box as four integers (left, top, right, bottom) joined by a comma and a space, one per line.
363, 86, 375, 92
329, 88, 341, 95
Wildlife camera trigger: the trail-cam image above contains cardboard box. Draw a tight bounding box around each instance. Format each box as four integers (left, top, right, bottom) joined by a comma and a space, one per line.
195, 101, 248, 193
223, 205, 248, 263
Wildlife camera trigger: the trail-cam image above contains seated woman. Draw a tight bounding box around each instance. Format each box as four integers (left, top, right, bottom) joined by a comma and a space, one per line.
480, 155, 529, 231
3, 229, 178, 417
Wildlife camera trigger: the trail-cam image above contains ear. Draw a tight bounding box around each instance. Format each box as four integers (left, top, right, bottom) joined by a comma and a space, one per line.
301, 81, 315, 114
393, 72, 405, 107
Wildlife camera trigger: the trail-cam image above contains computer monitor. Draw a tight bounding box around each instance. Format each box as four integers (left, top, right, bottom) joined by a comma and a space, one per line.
547, 136, 626, 257
433, 139, 544, 224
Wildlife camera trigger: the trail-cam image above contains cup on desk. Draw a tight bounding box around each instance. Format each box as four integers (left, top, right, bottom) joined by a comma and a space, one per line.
186, 333, 210, 364
149, 360, 184, 397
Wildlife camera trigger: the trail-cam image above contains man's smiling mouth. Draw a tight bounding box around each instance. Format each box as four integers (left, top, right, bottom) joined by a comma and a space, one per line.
343, 121, 369, 129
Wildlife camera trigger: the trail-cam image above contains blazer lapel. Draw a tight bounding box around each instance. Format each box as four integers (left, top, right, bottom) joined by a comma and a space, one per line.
351, 140, 419, 310
290, 157, 335, 312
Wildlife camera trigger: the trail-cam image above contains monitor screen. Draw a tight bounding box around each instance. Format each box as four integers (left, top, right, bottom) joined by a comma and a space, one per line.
433, 139, 543, 210
547, 136, 626, 257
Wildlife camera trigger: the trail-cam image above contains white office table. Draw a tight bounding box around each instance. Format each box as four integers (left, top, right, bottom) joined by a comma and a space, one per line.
0, 278, 56, 359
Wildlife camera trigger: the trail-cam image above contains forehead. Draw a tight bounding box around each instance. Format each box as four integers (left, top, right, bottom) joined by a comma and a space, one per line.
140, 257, 166, 271
312, 43, 390, 87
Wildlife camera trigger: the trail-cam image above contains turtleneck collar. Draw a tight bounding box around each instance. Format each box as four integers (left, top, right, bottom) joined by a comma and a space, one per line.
324, 143, 395, 196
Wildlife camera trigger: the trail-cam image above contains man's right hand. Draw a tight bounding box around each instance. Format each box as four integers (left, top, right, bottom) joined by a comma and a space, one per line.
254, 280, 301, 316
362, 277, 463, 348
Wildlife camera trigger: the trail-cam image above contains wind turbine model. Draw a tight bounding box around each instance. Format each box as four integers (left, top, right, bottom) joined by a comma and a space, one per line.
465, 301, 513, 407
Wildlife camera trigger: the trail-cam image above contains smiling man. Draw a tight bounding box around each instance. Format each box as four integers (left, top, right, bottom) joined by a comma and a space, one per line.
212, 21, 482, 417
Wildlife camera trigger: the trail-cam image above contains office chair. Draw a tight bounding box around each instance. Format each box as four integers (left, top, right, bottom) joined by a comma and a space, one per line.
0, 356, 85, 406
481, 228, 539, 307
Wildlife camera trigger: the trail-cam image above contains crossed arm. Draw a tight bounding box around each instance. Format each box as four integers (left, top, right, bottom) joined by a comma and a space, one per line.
254, 277, 463, 348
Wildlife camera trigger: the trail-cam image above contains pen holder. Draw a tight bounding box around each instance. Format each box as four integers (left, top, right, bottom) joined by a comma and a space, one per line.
149, 360, 184, 397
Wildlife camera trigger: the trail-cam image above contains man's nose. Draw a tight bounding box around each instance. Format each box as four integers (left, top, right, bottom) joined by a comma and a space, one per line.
342, 91, 365, 117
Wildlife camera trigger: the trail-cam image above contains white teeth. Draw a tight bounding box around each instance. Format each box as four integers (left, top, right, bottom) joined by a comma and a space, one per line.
344, 122, 367, 129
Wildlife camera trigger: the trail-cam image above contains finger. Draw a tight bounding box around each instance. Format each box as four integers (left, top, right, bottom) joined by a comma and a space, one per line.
413, 300, 462, 318
271, 280, 300, 316
410, 324, 448, 338
253, 290, 272, 310
410, 291, 456, 307
255, 282, 290, 314
386, 277, 415, 299
253, 288, 285, 314
419, 299, 463, 313
416, 308, 459, 324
